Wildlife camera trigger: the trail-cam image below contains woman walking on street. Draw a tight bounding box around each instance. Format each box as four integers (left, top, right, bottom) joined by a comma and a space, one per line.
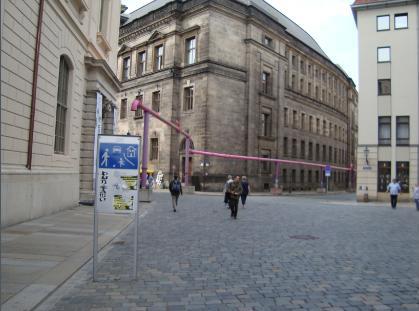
223, 175, 233, 208
413, 183, 419, 211
240, 176, 250, 208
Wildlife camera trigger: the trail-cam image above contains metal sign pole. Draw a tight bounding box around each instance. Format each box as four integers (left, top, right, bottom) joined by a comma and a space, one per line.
93, 204, 98, 281
326, 176, 329, 193
133, 193, 139, 280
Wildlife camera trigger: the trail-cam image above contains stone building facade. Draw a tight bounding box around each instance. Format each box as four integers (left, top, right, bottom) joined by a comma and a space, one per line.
116, 0, 358, 191
352, 0, 418, 201
1, 0, 121, 226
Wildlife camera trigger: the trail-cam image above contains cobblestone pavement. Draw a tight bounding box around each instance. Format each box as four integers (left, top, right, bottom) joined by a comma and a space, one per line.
37, 193, 419, 311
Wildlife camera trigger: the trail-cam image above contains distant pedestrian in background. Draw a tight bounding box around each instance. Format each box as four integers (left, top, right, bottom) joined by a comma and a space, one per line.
223, 175, 233, 208
228, 176, 242, 219
240, 176, 250, 208
413, 183, 419, 211
169, 175, 182, 212
387, 179, 401, 209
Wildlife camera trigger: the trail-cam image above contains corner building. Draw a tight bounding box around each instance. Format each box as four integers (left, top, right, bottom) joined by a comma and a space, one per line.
117, 0, 358, 191
352, 0, 419, 201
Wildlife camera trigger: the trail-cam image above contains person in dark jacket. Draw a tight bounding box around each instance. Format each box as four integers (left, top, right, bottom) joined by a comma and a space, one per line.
240, 176, 250, 208
228, 176, 242, 219
169, 175, 182, 212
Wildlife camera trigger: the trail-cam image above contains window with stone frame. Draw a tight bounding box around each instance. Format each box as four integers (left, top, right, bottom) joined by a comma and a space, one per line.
334, 124, 338, 139
309, 115, 313, 132
315, 86, 319, 100
308, 142, 313, 160
292, 55, 297, 69
137, 51, 146, 77
334, 148, 337, 164
315, 143, 320, 161
301, 113, 305, 130
396, 116, 409, 145
154, 45, 164, 70
396, 161, 409, 193
282, 169, 287, 184
377, 161, 391, 192
134, 94, 143, 119
120, 98, 127, 120
292, 139, 297, 158
122, 56, 130, 81
284, 107, 289, 127
300, 140, 305, 159
54, 56, 70, 154
378, 116, 391, 145
291, 169, 296, 184
300, 78, 304, 93
152, 91, 160, 112
315, 170, 319, 183
308, 82, 312, 96
323, 120, 327, 135
283, 137, 288, 157
293, 110, 298, 128
316, 118, 320, 134
308, 170, 313, 183
322, 145, 326, 162
329, 146, 333, 163
261, 71, 272, 95
329, 122, 332, 137
184, 87, 194, 111
263, 35, 273, 48
261, 149, 271, 173
284, 70, 289, 88
300, 60, 306, 74
300, 170, 305, 184
150, 138, 159, 160
185, 36, 196, 65
291, 74, 296, 90
261, 108, 272, 137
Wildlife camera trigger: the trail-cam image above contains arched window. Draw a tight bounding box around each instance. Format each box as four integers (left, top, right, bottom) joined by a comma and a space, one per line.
180, 138, 194, 152
54, 56, 70, 154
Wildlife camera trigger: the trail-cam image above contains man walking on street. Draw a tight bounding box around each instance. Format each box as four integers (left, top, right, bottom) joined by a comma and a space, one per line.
228, 176, 242, 219
169, 175, 182, 212
223, 175, 233, 208
387, 179, 401, 209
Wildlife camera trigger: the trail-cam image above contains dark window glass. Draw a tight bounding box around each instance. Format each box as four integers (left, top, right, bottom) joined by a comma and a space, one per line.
137, 51, 146, 76
261, 110, 271, 136
284, 107, 289, 127
396, 116, 409, 145
300, 170, 305, 183
262, 72, 271, 95
396, 161, 409, 193
150, 138, 159, 160
308, 142, 313, 160
261, 150, 271, 173
378, 116, 391, 145
184, 87, 194, 111
264, 35, 272, 47
292, 139, 297, 158
122, 57, 130, 81
282, 169, 287, 184
152, 91, 160, 112
315, 144, 320, 161
134, 95, 143, 119
154, 45, 163, 70
378, 79, 391, 95
54, 56, 69, 154
283, 137, 288, 157
300, 140, 305, 159
377, 161, 391, 192
120, 98, 127, 119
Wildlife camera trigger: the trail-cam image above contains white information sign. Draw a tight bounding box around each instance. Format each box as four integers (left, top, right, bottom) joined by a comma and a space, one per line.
95, 135, 141, 214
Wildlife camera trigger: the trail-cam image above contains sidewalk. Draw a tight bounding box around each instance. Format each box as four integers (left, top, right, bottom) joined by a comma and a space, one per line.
1, 205, 134, 311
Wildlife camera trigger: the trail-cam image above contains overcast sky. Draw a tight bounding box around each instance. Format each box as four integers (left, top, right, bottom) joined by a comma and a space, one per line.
122, 0, 358, 86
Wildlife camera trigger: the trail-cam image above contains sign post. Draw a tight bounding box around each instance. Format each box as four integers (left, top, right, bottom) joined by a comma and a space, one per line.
325, 164, 331, 193
93, 135, 141, 281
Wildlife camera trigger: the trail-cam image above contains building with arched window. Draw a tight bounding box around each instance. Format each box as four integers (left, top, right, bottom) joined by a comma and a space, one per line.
1, 0, 121, 226
116, 0, 358, 192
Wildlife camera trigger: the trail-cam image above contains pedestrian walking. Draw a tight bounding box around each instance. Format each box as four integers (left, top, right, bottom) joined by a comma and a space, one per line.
240, 176, 250, 208
387, 179, 401, 209
413, 183, 419, 211
169, 175, 182, 212
223, 175, 233, 208
228, 176, 242, 219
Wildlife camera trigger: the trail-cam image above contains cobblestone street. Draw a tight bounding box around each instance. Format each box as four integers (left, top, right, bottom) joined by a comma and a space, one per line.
37, 193, 419, 311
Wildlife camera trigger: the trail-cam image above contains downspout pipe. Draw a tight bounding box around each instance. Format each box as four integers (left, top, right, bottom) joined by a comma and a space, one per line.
26, 0, 45, 169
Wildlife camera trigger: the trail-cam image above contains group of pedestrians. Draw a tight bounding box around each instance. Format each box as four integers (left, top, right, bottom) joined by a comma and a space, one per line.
387, 179, 419, 211
223, 175, 250, 219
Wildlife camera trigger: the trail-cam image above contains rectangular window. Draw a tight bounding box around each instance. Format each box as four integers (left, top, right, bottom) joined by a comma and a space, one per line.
377, 15, 390, 31
261, 150, 271, 173
300, 78, 304, 93
120, 98, 127, 119
377, 161, 391, 192
185, 37, 196, 65
152, 91, 160, 112
122, 57, 130, 81
323, 120, 327, 135
329, 146, 332, 163
315, 143, 320, 161
154, 45, 164, 70
261, 71, 271, 95
264, 35, 273, 47
300, 140, 305, 159
293, 110, 298, 128
378, 79, 391, 95
329, 122, 332, 137
283, 137, 288, 157
300, 170, 305, 183
309, 116, 313, 132
396, 161, 409, 193
137, 51, 146, 77
377, 47, 391, 63
284, 107, 289, 127
301, 113, 305, 130
316, 118, 320, 134
322, 145, 326, 162
308, 82, 312, 96
261, 109, 272, 137
150, 138, 159, 160
282, 169, 287, 184
315, 86, 319, 100
184, 87, 194, 111
292, 55, 297, 69
292, 139, 297, 158
395, 13, 408, 29
134, 94, 143, 119
54, 56, 69, 154
292, 169, 296, 184
396, 116, 409, 145
334, 148, 337, 164
315, 170, 319, 183
308, 170, 312, 183
291, 74, 296, 90
378, 116, 391, 145
308, 142, 313, 160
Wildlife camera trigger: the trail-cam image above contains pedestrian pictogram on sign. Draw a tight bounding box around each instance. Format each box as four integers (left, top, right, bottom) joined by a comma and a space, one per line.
99, 143, 139, 170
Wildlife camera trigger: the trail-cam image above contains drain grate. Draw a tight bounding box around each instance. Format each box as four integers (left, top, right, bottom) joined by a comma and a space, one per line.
112, 240, 126, 245
289, 235, 319, 240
